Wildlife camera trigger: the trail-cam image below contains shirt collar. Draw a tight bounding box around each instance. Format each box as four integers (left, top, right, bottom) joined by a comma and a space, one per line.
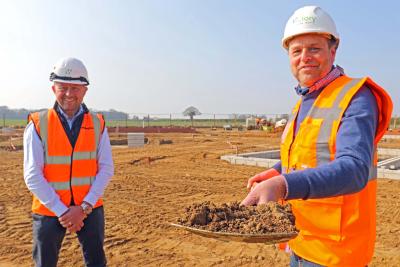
295, 65, 345, 96
56, 104, 84, 122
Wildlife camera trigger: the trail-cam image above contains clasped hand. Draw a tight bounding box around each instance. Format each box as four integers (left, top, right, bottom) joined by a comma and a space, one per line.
58, 206, 87, 233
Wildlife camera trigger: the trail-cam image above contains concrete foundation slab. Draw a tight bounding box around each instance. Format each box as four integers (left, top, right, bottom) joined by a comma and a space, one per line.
222, 149, 400, 180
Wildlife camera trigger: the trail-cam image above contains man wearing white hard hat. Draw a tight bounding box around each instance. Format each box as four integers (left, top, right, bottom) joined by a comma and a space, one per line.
23, 57, 114, 267
241, 6, 392, 266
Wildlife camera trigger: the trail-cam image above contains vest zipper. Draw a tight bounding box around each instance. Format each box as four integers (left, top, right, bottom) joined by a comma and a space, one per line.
69, 148, 75, 205
287, 142, 294, 173
286, 114, 298, 173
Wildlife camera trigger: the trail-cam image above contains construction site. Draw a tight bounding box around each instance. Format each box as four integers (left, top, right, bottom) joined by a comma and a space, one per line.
1, 1, 399, 266
0, 125, 399, 267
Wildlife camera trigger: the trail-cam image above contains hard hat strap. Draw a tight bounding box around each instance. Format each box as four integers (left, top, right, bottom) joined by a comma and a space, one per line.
49, 73, 89, 85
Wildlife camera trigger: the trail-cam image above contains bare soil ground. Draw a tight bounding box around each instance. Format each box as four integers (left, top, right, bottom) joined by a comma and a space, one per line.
0, 129, 399, 266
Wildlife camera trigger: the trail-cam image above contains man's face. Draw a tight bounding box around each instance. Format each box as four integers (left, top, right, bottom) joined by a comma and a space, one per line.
52, 82, 87, 118
288, 34, 337, 88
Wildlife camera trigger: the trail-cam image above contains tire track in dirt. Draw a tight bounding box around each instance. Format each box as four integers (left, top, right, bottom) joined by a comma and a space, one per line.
0, 151, 33, 264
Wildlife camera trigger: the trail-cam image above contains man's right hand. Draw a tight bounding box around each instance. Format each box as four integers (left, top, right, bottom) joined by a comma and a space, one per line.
241, 175, 287, 206
247, 168, 280, 190
67, 219, 84, 233
59, 206, 87, 233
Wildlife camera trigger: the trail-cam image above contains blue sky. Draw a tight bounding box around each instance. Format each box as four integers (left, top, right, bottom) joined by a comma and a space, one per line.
0, 0, 399, 115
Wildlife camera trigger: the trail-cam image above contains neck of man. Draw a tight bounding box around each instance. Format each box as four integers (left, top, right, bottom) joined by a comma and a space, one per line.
65, 111, 77, 119
54, 102, 81, 120
295, 65, 344, 96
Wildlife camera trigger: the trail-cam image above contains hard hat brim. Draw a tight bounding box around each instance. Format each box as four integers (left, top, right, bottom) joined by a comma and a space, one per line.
51, 78, 89, 86
282, 31, 339, 49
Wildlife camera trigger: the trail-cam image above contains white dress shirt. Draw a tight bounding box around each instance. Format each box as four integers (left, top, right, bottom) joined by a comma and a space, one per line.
23, 106, 114, 217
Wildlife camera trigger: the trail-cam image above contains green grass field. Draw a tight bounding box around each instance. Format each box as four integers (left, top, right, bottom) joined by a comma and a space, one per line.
105, 118, 245, 128
0, 118, 247, 128
2, 117, 400, 129
1, 119, 27, 127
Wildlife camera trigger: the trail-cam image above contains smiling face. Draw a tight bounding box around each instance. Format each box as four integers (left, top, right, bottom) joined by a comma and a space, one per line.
52, 82, 87, 118
288, 34, 337, 87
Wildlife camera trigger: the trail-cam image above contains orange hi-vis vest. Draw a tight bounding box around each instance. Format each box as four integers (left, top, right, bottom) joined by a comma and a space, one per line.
28, 108, 105, 217
280, 76, 392, 266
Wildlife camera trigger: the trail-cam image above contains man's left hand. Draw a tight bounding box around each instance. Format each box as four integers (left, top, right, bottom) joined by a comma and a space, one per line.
241, 175, 287, 206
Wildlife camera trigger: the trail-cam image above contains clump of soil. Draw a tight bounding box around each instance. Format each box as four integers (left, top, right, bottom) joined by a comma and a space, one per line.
158, 139, 173, 145
177, 201, 297, 234
129, 156, 167, 165
0, 145, 23, 151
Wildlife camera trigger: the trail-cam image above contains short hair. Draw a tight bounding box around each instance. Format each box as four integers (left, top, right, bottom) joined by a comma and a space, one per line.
328, 35, 339, 50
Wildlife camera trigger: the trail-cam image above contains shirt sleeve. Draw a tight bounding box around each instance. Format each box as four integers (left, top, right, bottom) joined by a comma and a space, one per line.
283, 86, 378, 200
83, 127, 114, 206
23, 122, 69, 217
272, 161, 282, 173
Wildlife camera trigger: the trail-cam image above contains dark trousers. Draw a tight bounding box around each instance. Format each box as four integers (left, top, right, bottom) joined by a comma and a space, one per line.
32, 206, 106, 267
290, 252, 325, 267
290, 252, 368, 267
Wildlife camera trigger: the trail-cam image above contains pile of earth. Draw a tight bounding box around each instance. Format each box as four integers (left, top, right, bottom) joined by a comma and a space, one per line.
177, 201, 297, 234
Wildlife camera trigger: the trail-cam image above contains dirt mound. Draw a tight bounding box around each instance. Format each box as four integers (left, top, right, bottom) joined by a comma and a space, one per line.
109, 126, 197, 133
178, 201, 297, 234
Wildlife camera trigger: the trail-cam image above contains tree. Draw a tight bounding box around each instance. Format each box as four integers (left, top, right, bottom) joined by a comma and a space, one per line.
182, 106, 201, 127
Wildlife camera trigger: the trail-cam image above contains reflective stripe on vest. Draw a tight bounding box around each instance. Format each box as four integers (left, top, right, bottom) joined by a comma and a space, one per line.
308, 78, 360, 166
38, 110, 101, 188
282, 78, 377, 181
48, 176, 96, 190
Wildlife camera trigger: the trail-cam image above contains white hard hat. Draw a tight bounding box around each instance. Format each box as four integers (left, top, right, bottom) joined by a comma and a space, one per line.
282, 6, 339, 49
50, 57, 89, 85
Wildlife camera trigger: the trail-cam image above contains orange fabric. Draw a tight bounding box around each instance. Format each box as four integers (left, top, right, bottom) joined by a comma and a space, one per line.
29, 109, 105, 216
280, 76, 392, 266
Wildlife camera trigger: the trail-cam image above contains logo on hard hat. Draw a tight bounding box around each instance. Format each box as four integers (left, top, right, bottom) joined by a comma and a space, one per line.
292, 16, 316, 25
